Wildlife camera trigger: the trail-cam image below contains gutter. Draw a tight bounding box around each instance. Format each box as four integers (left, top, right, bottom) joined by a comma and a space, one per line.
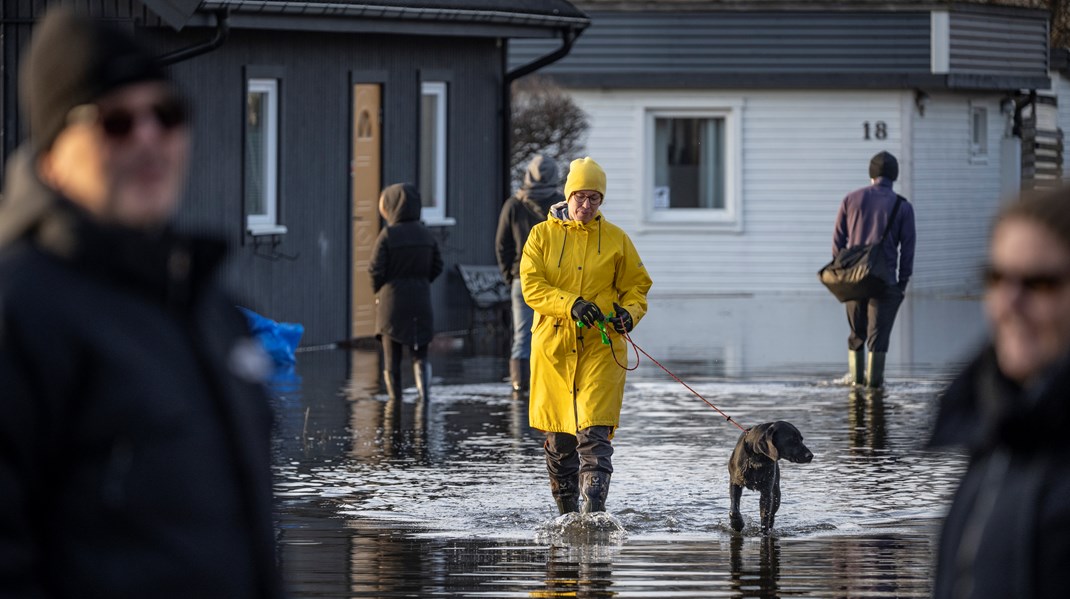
198, 1, 589, 29
500, 25, 585, 201
158, 9, 230, 66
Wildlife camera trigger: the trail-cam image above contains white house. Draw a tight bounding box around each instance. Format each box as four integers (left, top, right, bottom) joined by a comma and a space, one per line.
511, 1, 1051, 375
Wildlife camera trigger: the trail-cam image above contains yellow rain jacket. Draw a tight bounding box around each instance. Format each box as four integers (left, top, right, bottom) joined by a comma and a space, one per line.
521, 202, 652, 434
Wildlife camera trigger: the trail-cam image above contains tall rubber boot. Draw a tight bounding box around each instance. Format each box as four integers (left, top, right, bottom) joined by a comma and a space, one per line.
413, 359, 431, 404
848, 350, 865, 386
509, 359, 527, 394
383, 369, 402, 404
549, 475, 579, 515
866, 352, 887, 388
580, 471, 611, 514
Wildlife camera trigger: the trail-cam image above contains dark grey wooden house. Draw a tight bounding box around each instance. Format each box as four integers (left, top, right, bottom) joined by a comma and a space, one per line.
1, 0, 589, 345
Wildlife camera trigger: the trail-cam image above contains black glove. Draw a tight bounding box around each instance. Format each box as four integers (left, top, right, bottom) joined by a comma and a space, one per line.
611, 302, 633, 333
897, 280, 909, 294
571, 297, 604, 328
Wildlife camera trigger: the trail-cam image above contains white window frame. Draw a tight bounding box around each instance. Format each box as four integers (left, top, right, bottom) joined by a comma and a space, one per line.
420, 81, 449, 225
246, 78, 285, 235
642, 101, 742, 231
969, 102, 988, 163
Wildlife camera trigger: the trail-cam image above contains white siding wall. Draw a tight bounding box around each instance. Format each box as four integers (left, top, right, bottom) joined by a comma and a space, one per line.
566, 88, 1008, 299
910, 92, 1006, 294
567, 89, 911, 297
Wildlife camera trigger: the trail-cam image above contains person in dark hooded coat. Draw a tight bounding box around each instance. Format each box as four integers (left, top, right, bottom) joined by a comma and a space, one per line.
370, 183, 443, 407
496, 154, 565, 394
930, 187, 1070, 599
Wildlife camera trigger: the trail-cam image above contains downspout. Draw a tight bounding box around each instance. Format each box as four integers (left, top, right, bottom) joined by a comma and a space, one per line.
501, 26, 582, 201
158, 9, 229, 66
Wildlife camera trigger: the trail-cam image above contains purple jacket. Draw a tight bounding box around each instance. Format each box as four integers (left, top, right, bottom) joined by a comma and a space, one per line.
832, 178, 916, 286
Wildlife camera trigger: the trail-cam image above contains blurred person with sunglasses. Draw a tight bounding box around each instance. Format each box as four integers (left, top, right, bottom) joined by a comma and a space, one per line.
0, 9, 284, 598
521, 157, 652, 515
930, 188, 1070, 599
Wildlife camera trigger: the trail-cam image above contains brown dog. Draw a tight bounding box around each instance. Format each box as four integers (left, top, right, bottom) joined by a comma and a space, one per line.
728, 421, 813, 533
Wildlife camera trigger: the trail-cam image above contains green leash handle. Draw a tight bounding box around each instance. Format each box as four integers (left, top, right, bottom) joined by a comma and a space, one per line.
577, 311, 614, 345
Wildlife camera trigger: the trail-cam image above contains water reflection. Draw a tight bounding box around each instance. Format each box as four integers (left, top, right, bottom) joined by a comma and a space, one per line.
848, 387, 887, 454
537, 546, 618, 598
729, 535, 780, 598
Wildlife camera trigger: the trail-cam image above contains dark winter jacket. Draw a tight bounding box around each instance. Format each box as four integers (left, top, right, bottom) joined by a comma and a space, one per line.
495, 156, 564, 284
0, 149, 284, 598
370, 183, 443, 346
832, 178, 916, 287
929, 345, 1070, 599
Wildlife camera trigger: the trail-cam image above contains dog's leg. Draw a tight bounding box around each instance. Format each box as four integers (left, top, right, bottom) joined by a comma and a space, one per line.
759, 475, 775, 533
767, 464, 780, 532
771, 464, 781, 519
729, 482, 744, 532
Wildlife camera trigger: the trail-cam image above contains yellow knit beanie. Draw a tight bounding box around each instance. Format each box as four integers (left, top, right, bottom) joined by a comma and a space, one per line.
564, 156, 607, 202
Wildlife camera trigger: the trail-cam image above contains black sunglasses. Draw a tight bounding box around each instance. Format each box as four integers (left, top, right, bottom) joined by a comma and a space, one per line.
68, 96, 188, 140
983, 265, 1070, 294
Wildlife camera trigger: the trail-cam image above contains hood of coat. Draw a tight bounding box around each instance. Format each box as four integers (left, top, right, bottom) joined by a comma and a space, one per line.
0, 147, 57, 250
516, 154, 561, 212
548, 200, 602, 228
379, 183, 422, 225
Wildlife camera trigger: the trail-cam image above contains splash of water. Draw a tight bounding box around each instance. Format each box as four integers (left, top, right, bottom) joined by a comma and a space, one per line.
535, 512, 628, 547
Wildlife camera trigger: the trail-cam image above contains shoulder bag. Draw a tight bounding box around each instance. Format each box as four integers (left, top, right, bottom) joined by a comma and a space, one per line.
818, 195, 904, 303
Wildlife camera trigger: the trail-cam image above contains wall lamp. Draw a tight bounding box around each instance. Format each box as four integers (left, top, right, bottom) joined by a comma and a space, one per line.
914, 89, 930, 117
1000, 95, 1017, 116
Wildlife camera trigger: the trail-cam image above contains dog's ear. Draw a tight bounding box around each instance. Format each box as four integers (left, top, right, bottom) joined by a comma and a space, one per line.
760, 424, 780, 461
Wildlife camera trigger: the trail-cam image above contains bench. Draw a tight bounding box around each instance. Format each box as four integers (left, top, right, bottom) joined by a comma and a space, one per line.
456, 264, 511, 353
456, 264, 510, 309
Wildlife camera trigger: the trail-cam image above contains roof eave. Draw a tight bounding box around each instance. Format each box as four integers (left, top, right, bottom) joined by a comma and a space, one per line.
192, 1, 590, 35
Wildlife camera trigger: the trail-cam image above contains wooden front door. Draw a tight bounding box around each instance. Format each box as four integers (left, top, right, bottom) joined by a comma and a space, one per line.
351, 83, 381, 340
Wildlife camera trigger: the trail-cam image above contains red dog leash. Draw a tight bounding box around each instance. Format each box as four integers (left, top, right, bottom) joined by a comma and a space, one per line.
606, 316, 746, 432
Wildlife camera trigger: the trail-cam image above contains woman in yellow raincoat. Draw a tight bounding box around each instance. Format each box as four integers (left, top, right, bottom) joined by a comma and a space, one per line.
520, 156, 653, 515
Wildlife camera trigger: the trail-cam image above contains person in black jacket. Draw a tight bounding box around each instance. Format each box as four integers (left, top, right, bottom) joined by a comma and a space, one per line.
0, 9, 283, 598
930, 187, 1070, 599
370, 183, 443, 408
495, 154, 564, 394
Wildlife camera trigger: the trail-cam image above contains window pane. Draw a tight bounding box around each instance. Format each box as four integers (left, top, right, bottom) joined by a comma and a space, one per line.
653, 117, 724, 209
245, 90, 266, 217
420, 92, 438, 209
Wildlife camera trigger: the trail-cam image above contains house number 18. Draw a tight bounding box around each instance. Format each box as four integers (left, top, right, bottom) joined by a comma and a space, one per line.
863, 121, 888, 140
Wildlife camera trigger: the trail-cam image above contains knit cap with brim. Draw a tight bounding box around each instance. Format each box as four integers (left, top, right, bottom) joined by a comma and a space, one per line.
564, 156, 607, 201
19, 7, 169, 155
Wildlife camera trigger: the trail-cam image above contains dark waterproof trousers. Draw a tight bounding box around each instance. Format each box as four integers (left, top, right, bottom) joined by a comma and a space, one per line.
544, 426, 614, 479
845, 285, 905, 353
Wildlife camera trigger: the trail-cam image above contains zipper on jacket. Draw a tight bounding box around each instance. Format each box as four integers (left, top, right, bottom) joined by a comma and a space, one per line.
597, 216, 601, 254
557, 230, 568, 268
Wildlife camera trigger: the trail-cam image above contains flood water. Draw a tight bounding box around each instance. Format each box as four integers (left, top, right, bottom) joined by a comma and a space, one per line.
271, 294, 979, 598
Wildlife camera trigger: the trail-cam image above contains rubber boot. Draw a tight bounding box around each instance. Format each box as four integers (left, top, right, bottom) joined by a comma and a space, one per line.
383, 369, 402, 404
549, 475, 579, 515
413, 359, 431, 403
509, 359, 528, 394
848, 350, 865, 386
866, 352, 887, 388
580, 471, 611, 514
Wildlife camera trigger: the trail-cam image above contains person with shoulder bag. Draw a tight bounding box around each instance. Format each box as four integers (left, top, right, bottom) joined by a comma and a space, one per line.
825, 151, 916, 387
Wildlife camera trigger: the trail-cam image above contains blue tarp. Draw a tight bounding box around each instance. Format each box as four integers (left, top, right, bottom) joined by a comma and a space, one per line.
237, 307, 304, 366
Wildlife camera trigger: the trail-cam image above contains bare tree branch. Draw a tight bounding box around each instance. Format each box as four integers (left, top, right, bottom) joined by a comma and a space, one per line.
510, 76, 590, 190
